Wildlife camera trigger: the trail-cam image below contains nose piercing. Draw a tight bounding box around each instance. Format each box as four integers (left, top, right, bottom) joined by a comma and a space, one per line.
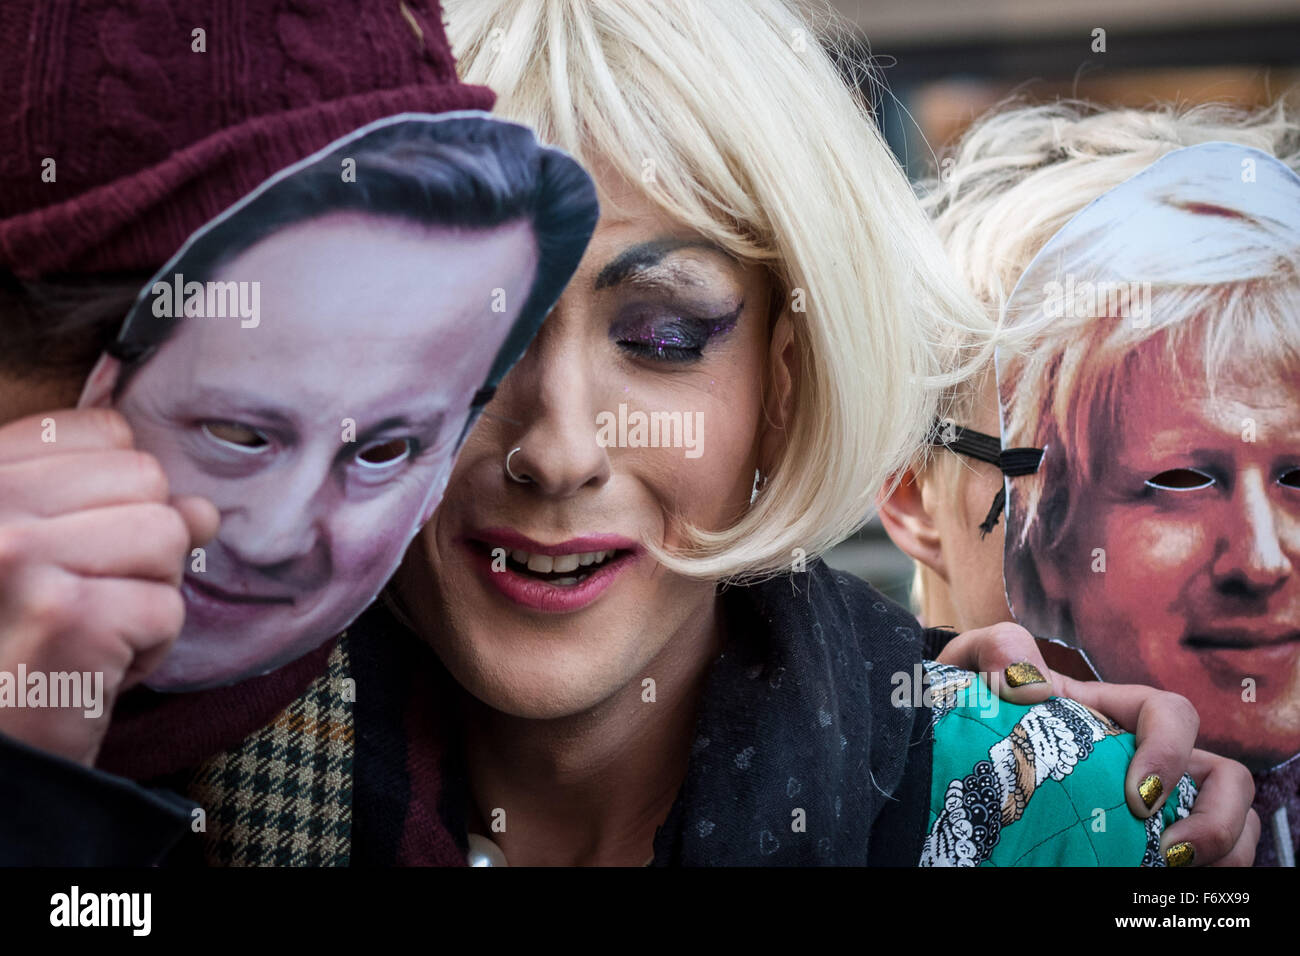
505, 446, 530, 484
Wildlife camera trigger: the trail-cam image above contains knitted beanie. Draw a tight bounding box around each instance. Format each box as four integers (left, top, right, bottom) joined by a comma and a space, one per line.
0, 0, 495, 279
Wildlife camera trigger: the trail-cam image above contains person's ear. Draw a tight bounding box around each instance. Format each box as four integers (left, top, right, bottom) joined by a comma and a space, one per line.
877, 466, 949, 581
758, 310, 795, 473
78, 354, 124, 408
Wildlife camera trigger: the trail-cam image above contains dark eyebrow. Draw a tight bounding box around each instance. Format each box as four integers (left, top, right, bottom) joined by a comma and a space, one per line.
189, 388, 297, 432
336, 411, 447, 466
593, 238, 734, 290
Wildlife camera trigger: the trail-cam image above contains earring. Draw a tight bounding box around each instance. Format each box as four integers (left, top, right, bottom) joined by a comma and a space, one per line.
749, 468, 768, 505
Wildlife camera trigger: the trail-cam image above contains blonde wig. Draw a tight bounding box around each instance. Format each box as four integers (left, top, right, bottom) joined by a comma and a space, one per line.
445, 0, 994, 580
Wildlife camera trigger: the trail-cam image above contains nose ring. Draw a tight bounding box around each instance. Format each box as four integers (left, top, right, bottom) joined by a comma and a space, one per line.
505, 446, 530, 484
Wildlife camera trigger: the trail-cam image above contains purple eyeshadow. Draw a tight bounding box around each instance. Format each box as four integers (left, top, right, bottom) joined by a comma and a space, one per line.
611, 302, 742, 361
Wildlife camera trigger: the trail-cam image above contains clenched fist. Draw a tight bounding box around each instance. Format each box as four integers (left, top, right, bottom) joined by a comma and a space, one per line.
0, 409, 218, 765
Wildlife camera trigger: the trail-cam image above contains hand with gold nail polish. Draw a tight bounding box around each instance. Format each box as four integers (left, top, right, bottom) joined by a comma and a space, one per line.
936, 623, 1257, 865
934, 621, 1056, 706
1048, 680, 1198, 820
1159, 749, 1259, 867
1046, 680, 1255, 865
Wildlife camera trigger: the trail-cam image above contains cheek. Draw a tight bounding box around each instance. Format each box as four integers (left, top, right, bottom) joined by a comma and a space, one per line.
1092, 509, 1210, 603
930, 476, 1011, 625
328, 467, 446, 571
118, 406, 218, 493
1063, 510, 1204, 671
1119, 514, 1209, 570
426, 452, 482, 555
628, 377, 761, 541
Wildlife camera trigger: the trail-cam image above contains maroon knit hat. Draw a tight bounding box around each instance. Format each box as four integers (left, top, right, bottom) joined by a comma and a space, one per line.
0, 0, 495, 280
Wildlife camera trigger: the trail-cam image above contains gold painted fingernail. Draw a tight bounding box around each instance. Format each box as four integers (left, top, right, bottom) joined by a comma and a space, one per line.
1004, 662, 1046, 687
1165, 842, 1194, 867
1138, 774, 1163, 809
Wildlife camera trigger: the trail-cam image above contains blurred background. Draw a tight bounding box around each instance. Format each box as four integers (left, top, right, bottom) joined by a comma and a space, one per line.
818, 0, 1300, 607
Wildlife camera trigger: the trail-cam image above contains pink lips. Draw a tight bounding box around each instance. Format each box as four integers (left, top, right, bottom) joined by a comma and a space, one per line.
464, 528, 640, 614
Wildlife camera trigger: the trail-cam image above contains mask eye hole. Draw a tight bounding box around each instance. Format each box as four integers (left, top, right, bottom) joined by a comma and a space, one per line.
202, 421, 269, 452
1280, 468, 1300, 489
1145, 468, 1215, 491
356, 438, 412, 467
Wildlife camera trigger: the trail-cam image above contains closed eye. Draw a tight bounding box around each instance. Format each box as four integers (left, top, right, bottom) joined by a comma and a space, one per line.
202, 421, 270, 453
1145, 468, 1215, 491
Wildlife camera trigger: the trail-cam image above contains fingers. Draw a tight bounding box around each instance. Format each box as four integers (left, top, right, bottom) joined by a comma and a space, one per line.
0, 407, 206, 766
98, 579, 189, 689
0, 428, 218, 554
1161, 749, 1258, 867
0, 408, 132, 464
171, 495, 220, 546
1054, 683, 1199, 819
935, 621, 1055, 705
1123, 692, 1199, 820
1205, 810, 1261, 868
0, 449, 170, 517
12, 503, 194, 585
0, 570, 187, 679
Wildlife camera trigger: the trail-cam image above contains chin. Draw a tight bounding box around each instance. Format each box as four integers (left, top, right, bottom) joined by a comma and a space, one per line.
439, 626, 632, 720
146, 628, 314, 692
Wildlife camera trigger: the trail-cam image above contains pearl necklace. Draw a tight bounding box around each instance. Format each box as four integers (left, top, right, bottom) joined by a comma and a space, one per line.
467, 833, 655, 867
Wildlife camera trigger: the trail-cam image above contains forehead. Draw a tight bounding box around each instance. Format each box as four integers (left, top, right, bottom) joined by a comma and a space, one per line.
1113, 355, 1298, 450
218, 212, 535, 320
137, 214, 538, 409
577, 166, 747, 280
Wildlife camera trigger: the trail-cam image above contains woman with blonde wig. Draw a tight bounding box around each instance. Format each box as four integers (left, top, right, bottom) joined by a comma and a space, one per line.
366, 0, 1251, 866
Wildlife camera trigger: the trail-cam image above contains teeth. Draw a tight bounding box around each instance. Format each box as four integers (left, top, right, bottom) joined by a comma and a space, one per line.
501, 546, 620, 572
526, 553, 554, 573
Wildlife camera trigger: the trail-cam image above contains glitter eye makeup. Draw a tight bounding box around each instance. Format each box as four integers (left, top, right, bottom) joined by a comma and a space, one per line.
594, 237, 748, 364
610, 302, 742, 364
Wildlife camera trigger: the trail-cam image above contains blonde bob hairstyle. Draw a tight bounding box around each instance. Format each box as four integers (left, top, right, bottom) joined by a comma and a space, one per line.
908, 98, 1300, 616
444, 0, 994, 581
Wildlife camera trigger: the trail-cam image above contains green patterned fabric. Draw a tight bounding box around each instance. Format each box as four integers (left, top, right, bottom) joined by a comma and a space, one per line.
919, 662, 1195, 867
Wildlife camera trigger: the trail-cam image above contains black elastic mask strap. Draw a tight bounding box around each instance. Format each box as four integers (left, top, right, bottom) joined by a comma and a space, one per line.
929, 420, 1044, 537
